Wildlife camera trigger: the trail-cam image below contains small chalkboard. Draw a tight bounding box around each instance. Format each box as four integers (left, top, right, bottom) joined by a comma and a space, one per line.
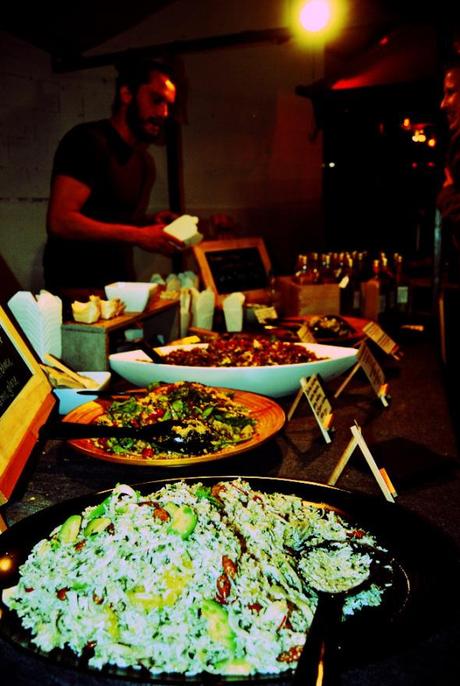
206, 247, 268, 294
0, 306, 55, 506
0, 324, 32, 418
193, 238, 272, 305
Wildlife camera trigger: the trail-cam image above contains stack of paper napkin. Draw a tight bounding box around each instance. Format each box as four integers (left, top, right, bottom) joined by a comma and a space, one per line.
8, 290, 63, 361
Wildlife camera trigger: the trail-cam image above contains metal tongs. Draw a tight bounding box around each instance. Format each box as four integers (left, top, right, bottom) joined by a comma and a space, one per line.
40, 419, 213, 453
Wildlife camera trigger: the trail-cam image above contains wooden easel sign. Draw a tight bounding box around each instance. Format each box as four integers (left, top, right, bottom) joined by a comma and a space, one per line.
362, 321, 402, 360
254, 306, 278, 324
328, 422, 397, 503
334, 341, 390, 406
297, 322, 317, 343
0, 306, 55, 524
192, 237, 272, 307
287, 374, 334, 443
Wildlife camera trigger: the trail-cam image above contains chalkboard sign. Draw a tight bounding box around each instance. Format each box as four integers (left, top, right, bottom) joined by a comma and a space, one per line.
206, 247, 268, 294
192, 238, 272, 306
0, 306, 54, 507
0, 324, 32, 418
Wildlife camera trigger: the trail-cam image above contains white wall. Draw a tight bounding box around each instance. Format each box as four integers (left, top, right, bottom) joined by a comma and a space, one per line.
0, 0, 324, 291
0, 33, 112, 291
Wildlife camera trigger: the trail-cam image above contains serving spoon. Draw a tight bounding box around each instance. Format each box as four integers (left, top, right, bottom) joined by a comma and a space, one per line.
291, 541, 396, 686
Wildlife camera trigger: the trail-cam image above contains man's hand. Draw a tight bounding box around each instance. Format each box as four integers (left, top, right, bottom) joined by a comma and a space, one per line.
136, 224, 184, 255
154, 210, 180, 225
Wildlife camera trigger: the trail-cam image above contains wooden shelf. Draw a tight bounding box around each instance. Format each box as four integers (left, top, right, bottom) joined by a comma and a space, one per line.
61, 298, 179, 370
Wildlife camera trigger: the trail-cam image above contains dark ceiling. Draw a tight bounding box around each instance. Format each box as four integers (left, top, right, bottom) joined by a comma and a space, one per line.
1, 1, 178, 57
2, 1, 460, 74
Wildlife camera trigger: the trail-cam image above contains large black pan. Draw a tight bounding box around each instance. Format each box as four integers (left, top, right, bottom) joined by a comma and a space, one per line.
0, 476, 458, 685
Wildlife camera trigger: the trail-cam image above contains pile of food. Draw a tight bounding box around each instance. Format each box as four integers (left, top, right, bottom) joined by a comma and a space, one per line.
71, 295, 125, 324
308, 315, 356, 340
3, 479, 390, 677
160, 335, 325, 367
93, 381, 256, 459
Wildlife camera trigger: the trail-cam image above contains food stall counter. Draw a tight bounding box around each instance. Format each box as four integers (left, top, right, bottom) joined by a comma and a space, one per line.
1, 330, 459, 685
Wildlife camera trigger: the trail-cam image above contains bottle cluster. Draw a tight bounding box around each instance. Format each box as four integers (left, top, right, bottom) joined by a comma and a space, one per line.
293, 251, 411, 321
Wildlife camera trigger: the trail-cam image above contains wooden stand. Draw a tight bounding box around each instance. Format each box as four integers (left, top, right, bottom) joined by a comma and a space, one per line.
61, 298, 179, 371
0, 306, 56, 518
362, 321, 402, 360
192, 237, 272, 307
287, 374, 334, 444
334, 341, 390, 407
328, 423, 397, 502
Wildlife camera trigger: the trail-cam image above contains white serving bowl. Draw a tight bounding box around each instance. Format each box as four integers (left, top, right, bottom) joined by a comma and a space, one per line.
53, 371, 111, 414
104, 282, 157, 312
109, 343, 358, 398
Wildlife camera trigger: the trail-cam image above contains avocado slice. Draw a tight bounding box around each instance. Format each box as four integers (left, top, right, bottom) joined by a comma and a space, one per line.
84, 516, 112, 536
168, 505, 197, 539
58, 515, 82, 544
201, 599, 236, 651
86, 496, 111, 521
215, 658, 253, 675
103, 605, 119, 639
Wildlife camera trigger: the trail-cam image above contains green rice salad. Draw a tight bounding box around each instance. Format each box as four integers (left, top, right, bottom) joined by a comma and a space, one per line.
3, 479, 388, 676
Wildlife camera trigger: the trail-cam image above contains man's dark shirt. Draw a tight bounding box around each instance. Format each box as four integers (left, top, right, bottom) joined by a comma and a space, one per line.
43, 120, 155, 290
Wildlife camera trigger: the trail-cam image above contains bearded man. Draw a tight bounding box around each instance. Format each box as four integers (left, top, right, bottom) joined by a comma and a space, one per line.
43, 59, 183, 292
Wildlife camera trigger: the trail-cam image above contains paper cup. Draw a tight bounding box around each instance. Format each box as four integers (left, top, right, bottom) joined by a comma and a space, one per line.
224, 307, 243, 332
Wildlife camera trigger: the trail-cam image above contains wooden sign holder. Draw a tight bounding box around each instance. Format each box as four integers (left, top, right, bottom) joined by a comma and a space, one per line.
328, 423, 397, 503
254, 305, 278, 324
287, 374, 334, 443
0, 306, 55, 531
362, 321, 403, 360
296, 322, 317, 343
334, 341, 390, 407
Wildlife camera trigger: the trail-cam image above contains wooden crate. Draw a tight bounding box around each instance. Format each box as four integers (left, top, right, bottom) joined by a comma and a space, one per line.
278, 277, 340, 316
61, 299, 179, 371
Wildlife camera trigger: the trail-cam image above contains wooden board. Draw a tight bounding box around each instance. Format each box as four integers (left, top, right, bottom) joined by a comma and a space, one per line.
0, 306, 55, 503
192, 238, 272, 306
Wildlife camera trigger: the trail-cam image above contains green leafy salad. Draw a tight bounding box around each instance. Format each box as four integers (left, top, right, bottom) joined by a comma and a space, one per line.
3, 479, 389, 677
93, 381, 256, 459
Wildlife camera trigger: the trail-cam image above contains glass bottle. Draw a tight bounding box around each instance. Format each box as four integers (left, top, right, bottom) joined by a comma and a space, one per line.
309, 252, 321, 283
339, 256, 361, 315
319, 253, 335, 283
333, 251, 346, 282
394, 254, 410, 315
379, 255, 396, 313
356, 251, 370, 282
361, 259, 382, 320
294, 254, 315, 285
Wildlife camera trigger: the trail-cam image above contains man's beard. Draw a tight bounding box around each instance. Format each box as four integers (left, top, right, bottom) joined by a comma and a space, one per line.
126, 98, 164, 144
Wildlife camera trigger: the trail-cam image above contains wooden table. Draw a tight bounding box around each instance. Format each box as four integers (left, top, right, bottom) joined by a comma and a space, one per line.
1, 329, 460, 685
